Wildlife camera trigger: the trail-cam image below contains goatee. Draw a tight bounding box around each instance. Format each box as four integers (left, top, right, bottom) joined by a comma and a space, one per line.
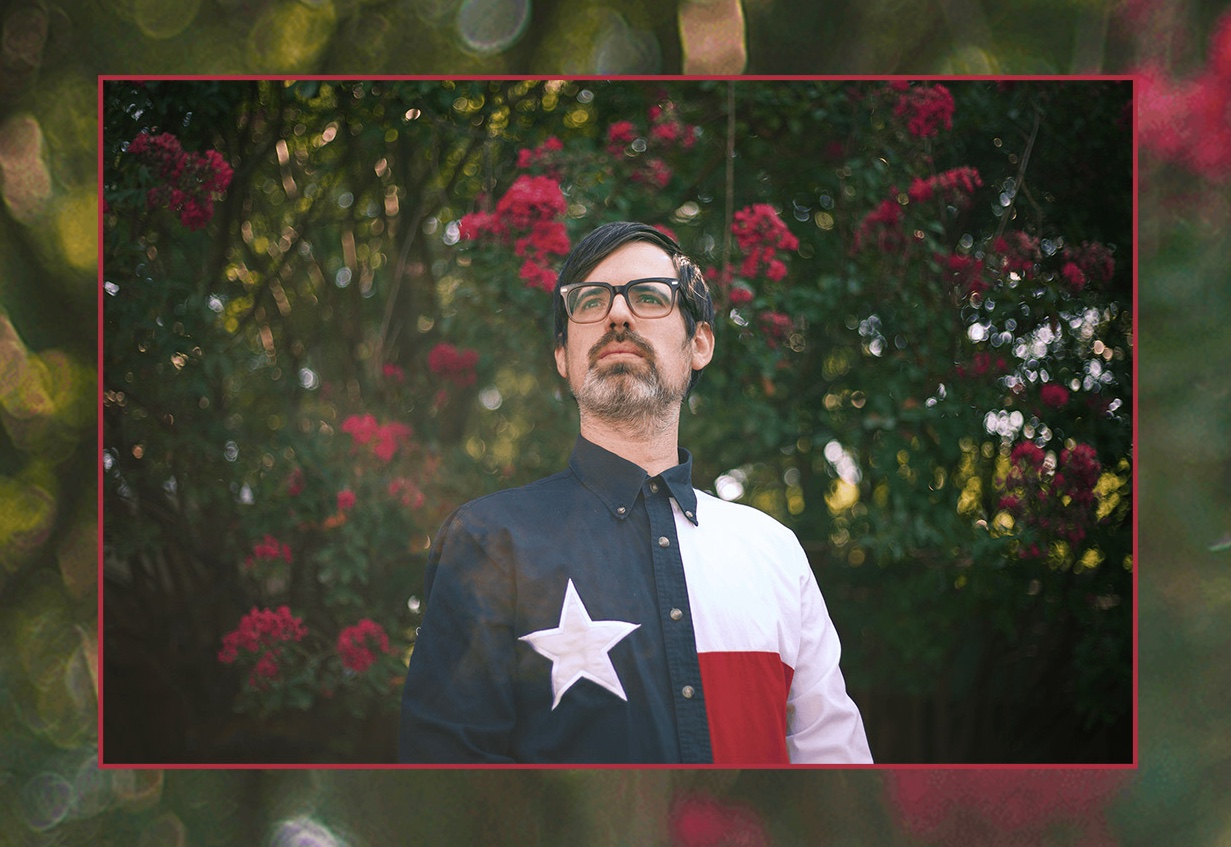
571, 329, 689, 432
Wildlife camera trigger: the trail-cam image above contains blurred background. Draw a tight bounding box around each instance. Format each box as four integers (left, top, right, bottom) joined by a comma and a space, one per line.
0, 0, 1225, 845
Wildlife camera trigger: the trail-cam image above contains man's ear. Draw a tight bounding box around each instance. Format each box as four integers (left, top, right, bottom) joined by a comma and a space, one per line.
691, 322, 715, 370
554, 342, 569, 380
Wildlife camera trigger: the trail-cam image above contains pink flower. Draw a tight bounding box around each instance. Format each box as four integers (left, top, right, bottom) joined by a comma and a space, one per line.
337, 489, 356, 512
337, 618, 391, 674
382, 363, 405, 383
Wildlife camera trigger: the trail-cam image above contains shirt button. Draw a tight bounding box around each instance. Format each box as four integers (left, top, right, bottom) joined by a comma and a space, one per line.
682, 685, 695, 699
658, 536, 670, 548
685, 511, 694, 520
670, 608, 683, 621
617, 506, 627, 515
649, 482, 659, 493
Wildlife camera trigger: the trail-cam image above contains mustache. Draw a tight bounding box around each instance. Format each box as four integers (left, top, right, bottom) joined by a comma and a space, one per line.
586, 329, 656, 368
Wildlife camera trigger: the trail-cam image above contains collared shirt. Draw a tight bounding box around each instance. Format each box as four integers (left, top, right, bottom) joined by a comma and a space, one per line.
398, 436, 872, 764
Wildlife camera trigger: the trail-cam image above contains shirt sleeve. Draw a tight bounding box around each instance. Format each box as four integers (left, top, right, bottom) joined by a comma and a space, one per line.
398, 507, 518, 763
785, 558, 874, 764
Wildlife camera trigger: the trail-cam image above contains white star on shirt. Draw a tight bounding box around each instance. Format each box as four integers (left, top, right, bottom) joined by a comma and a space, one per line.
519, 579, 640, 710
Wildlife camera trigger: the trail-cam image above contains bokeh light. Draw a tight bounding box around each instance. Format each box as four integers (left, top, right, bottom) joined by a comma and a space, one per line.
246, 1, 338, 73
456, 0, 531, 56
133, 0, 201, 40
0, 114, 51, 224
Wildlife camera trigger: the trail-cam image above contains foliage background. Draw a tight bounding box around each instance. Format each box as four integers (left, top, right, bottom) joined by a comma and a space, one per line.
0, 0, 1224, 845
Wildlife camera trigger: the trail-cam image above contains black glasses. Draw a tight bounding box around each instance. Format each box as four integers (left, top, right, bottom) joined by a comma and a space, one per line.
559, 278, 680, 323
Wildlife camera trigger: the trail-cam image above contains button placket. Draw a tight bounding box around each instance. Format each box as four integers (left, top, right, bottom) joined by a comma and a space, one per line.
644, 486, 711, 762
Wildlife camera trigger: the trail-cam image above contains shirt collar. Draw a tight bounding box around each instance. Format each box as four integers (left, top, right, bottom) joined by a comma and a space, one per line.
569, 435, 700, 525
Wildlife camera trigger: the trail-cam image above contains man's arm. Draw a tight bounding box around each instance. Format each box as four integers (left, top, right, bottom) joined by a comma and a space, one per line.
398, 508, 518, 762
785, 564, 874, 764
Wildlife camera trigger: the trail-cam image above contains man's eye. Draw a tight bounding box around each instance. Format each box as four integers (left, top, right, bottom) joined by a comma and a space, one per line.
577, 291, 607, 310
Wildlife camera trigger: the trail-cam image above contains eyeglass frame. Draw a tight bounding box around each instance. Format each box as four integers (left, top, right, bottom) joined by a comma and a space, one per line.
558, 277, 682, 324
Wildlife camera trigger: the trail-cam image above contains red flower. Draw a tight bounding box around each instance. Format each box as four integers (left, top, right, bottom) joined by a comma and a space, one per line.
128, 131, 232, 230
732, 205, 798, 282
428, 342, 480, 387
218, 606, 308, 689
342, 414, 413, 462
853, 198, 904, 254
729, 286, 754, 306
668, 793, 769, 847
495, 175, 567, 229
759, 311, 795, 349
244, 534, 292, 571
389, 477, 427, 510
1041, 383, 1070, 408
382, 363, 406, 383
607, 120, 637, 148
286, 468, 305, 497
1060, 261, 1087, 292
337, 618, 391, 674
337, 489, 356, 512
892, 83, 956, 138
908, 167, 982, 207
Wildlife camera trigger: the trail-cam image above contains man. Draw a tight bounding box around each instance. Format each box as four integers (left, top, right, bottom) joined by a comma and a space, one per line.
399, 221, 871, 763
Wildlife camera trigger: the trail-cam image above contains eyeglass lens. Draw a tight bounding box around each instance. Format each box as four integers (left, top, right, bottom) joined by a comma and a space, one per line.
565, 280, 676, 322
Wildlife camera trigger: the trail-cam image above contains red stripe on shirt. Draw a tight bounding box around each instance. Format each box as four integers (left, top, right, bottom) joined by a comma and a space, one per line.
697, 651, 795, 764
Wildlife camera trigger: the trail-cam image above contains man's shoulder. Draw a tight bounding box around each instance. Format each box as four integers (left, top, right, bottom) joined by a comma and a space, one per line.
449, 467, 578, 525
693, 488, 801, 547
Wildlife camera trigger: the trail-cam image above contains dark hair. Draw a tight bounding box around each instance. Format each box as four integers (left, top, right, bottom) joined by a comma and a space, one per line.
553, 222, 715, 387
553, 222, 715, 392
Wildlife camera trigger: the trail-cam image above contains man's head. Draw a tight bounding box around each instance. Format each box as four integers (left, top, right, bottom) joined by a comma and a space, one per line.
552, 222, 715, 430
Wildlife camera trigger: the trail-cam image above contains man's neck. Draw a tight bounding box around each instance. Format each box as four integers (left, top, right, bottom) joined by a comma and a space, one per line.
578, 412, 682, 478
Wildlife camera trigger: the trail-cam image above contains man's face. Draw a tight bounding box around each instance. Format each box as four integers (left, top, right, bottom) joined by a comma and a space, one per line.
554, 241, 714, 428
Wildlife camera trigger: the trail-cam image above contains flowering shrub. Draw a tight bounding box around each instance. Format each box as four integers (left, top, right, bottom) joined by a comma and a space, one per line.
126, 130, 232, 230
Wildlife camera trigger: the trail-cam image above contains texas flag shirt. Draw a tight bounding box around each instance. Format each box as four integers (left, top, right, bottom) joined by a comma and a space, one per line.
398, 436, 872, 764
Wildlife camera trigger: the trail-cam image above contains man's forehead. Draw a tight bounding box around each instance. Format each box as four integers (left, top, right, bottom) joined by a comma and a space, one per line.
586, 240, 676, 277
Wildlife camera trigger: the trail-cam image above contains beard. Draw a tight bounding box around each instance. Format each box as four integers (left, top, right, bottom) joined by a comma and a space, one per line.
569, 329, 690, 432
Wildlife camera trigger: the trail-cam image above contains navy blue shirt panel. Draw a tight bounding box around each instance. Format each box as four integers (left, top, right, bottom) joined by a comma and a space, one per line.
399, 436, 711, 763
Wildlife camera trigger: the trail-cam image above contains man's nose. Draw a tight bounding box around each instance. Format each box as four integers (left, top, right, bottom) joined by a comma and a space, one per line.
607, 291, 635, 326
